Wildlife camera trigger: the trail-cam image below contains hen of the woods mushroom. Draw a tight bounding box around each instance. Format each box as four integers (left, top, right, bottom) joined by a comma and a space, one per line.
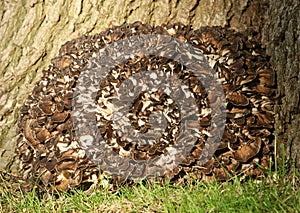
17, 22, 275, 192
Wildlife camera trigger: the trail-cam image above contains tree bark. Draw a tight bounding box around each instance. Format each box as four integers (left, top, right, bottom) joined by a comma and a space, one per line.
262, 0, 300, 169
0, 0, 298, 174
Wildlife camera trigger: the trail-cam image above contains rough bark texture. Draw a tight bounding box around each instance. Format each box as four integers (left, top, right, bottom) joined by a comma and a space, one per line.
262, 0, 300, 168
0, 0, 297, 174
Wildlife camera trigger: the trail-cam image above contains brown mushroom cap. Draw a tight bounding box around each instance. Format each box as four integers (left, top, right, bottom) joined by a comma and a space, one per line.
16, 22, 275, 192
234, 138, 262, 163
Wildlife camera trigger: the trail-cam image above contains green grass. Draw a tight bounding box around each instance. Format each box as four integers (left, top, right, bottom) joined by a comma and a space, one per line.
0, 173, 299, 213
1, 144, 299, 213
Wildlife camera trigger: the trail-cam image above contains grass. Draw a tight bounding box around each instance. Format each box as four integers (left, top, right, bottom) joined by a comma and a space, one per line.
0, 171, 299, 213
1, 144, 299, 213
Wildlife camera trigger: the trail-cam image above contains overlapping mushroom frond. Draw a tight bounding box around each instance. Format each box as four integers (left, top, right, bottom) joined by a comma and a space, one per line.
17, 22, 275, 192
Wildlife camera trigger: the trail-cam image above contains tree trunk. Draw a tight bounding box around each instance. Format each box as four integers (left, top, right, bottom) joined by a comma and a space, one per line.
0, 0, 298, 174
262, 0, 300, 169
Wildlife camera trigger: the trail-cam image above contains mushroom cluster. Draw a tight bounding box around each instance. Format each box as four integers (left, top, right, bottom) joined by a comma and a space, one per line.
17, 22, 275, 192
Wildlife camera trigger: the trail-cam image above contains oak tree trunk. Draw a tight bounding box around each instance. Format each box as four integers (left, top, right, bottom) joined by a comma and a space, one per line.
0, 0, 298, 174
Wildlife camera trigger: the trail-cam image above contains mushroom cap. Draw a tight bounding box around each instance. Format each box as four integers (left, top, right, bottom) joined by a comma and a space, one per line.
17, 22, 275, 192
